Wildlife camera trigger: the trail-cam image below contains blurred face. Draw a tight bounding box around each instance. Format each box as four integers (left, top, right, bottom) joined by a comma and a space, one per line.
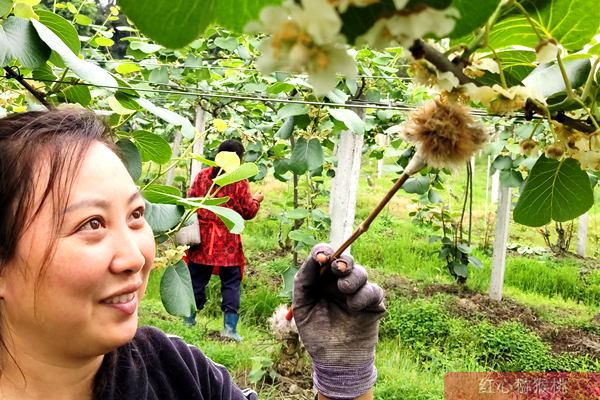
0, 142, 155, 361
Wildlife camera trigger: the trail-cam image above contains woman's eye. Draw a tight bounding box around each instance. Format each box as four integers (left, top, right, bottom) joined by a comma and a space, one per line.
131, 207, 145, 220
79, 218, 103, 231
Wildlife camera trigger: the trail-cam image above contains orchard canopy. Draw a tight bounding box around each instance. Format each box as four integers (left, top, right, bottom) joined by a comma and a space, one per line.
0, 0, 599, 308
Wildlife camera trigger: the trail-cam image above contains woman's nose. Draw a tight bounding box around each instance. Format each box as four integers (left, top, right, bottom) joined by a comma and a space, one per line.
109, 229, 147, 274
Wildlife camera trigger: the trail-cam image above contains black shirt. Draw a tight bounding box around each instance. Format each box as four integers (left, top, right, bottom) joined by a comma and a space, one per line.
94, 326, 257, 399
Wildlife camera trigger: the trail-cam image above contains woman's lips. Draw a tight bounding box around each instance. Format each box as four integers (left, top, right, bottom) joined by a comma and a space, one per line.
101, 292, 138, 315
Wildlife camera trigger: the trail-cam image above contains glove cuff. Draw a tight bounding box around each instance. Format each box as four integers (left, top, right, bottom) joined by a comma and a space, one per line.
312, 358, 377, 400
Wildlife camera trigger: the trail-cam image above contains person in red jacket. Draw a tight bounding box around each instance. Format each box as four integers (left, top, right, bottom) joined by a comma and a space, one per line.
186, 140, 264, 341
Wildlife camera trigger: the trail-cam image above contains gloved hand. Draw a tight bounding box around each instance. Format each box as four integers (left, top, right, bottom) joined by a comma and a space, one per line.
293, 243, 386, 400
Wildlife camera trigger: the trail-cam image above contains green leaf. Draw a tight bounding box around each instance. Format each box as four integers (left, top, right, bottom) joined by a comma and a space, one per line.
37, 10, 80, 68
117, 0, 281, 48
93, 37, 114, 47
483, 49, 536, 84
273, 159, 290, 175
31, 18, 117, 87
449, 0, 500, 38
129, 41, 162, 53
490, 0, 600, 51
144, 201, 184, 233
428, 189, 442, 203
588, 43, 600, 56
0, 0, 13, 17
214, 36, 238, 51
523, 58, 591, 99
277, 103, 309, 120
12, 2, 35, 18
1, 16, 50, 69
142, 184, 182, 204
74, 13, 92, 26
213, 163, 259, 187
132, 130, 172, 164
288, 229, 318, 246
402, 176, 430, 194
66, 2, 77, 13
452, 261, 468, 278
116, 139, 142, 181
62, 85, 91, 106
289, 138, 323, 175
160, 260, 196, 317
285, 208, 310, 219
191, 154, 218, 167
513, 155, 594, 227
149, 67, 169, 84
280, 265, 298, 298
114, 90, 141, 111
267, 81, 294, 94
32, 62, 56, 81
492, 155, 513, 170
199, 204, 244, 234
468, 255, 483, 269
174, 196, 230, 208
115, 62, 141, 74
276, 116, 294, 140
137, 98, 195, 139
500, 169, 523, 188
328, 108, 365, 135
108, 95, 137, 115
215, 151, 240, 173
172, 196, 230, 208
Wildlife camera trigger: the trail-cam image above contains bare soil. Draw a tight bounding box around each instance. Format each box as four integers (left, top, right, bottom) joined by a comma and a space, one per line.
423, 283, 600, 359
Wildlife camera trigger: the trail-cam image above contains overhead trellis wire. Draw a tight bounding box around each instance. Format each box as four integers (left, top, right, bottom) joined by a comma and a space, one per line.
86, 59, 415, 81
22, 76, 535, 120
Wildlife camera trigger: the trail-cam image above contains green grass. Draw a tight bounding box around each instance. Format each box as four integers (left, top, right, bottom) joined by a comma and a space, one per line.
140, 156, 600, 399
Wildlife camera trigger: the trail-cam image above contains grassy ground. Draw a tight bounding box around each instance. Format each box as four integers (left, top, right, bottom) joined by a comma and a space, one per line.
139, 156, 600, 399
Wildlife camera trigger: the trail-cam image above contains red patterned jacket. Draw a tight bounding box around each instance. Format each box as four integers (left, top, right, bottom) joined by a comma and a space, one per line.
186, 167, 260, 271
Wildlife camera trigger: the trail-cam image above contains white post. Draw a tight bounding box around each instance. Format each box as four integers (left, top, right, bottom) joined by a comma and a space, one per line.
491, 171, 500, 204
489, 186, 512, 301
484, 155, 491, 234
165, 129, 183, 186
329, 108, 365, 254
577, 212, 589, 257
190, 106, 207, 181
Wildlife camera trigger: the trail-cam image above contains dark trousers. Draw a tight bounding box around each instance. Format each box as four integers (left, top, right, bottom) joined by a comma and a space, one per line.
188, 261, 242, 314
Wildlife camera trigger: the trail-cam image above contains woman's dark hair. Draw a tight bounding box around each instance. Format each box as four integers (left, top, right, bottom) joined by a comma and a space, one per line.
210, 139, 245, 179
0, 106, 112, 270
0, 106, 117, 391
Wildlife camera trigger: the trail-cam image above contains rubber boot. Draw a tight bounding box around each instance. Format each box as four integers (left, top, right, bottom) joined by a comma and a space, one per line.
221, 312, 242, 342
183, 313, 196, 327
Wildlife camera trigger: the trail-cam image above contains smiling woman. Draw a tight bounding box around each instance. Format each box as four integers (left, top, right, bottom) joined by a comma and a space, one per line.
0, 107, 385, 400
0, 107, 257, 400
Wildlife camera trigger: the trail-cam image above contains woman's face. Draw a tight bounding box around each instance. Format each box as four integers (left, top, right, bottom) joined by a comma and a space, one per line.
0, 142, 155, 360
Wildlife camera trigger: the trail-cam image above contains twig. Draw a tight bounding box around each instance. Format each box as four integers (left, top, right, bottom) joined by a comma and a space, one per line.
331, 172, 412, 259
408, 39, 476, 86
331, 153, 426, 259
4, 66, 51, 108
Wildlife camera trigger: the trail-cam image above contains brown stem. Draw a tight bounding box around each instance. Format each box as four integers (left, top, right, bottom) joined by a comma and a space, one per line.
4, 66, 51, 108
409, 39, 476, 86
331, 172, 411, 259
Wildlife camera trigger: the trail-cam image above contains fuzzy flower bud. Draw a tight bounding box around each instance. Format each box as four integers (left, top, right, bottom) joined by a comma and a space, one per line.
544, 144, 566, 159
520, 139, 538, 156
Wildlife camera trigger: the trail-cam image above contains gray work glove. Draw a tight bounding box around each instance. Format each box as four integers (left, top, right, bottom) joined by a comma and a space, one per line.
293, 243, 386, 400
